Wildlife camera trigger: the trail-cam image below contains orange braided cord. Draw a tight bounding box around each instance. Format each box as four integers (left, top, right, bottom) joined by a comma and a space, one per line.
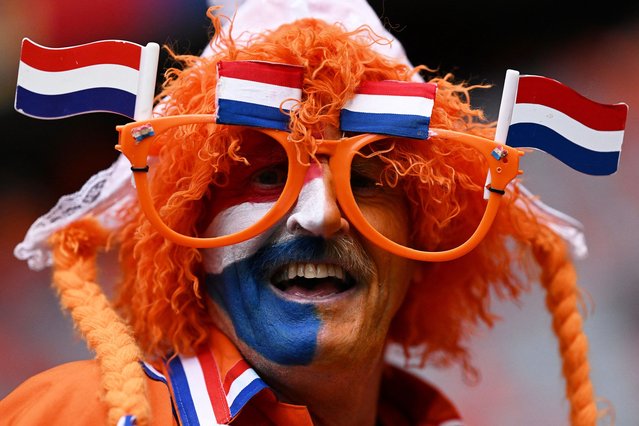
50, 218, 151, 426
534, 231, 597, 426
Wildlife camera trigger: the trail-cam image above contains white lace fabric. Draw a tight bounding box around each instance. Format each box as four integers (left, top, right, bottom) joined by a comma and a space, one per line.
14, 154, 136, 270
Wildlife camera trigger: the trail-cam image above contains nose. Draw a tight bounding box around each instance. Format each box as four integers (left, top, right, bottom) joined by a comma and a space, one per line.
286, 161, 349, 237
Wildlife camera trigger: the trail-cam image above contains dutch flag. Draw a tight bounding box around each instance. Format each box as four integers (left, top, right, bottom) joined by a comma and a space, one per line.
215, 61, 304, 131
15, 38, 159, 120
340, 80, 437, 139
503, 71, 628, 175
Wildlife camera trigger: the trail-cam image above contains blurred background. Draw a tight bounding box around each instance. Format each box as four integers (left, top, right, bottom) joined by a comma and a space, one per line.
1, 1, 638, 424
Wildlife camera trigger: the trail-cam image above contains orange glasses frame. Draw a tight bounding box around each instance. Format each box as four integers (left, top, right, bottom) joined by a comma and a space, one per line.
116, 114, 523, 262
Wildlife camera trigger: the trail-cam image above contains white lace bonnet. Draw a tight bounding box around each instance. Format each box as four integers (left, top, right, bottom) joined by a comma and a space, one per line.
14, 0, 586, 271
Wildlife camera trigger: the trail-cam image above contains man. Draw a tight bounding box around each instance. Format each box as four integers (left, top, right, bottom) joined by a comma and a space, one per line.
2, 1, 608, 425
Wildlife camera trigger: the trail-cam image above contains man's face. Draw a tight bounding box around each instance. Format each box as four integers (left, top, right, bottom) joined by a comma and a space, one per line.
201, 130, 416, 368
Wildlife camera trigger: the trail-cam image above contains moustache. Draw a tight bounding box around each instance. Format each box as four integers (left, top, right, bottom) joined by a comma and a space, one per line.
248, 235, 376, 285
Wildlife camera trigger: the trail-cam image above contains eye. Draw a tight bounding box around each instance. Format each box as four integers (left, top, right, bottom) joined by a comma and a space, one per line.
251, 163, 288, 189
350, 171, 379, 190
350, 156, 384, 194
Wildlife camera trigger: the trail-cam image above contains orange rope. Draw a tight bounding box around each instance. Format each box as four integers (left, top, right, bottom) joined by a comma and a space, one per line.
50, 218, 151, 426
533, 228, 597, 425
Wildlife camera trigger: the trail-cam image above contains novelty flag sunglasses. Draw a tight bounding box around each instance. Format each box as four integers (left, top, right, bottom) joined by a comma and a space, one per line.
117, 126, 520, 263
114, 60, 522, 262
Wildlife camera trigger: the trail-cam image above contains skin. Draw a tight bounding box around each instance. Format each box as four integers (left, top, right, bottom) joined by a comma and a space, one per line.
202, 127, 418, 425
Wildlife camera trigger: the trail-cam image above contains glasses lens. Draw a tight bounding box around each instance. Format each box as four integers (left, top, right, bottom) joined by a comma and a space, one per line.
201, 129, 289, 238
351, 137, 489, 252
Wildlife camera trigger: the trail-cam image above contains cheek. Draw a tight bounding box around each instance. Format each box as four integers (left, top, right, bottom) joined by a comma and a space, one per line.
379, 254, 415, 312
359, 199, 410, 245
203, 158, 282, 235
205, 201, 274, 235
201, 202, 275, 274
205, 269, 320, 366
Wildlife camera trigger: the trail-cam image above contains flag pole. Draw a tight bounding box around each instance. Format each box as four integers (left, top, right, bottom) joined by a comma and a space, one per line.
133, 42, 160, 120
484, 69, 520, 199
495, 69, 520, 143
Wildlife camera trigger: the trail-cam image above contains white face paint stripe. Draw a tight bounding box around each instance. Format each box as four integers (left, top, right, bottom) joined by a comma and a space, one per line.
204, 202, 275, 238
287, 175, 328, 235
202, 201, 276, 274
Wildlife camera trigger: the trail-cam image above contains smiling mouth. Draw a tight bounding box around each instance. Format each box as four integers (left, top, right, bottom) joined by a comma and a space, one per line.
271, 262, 356, 299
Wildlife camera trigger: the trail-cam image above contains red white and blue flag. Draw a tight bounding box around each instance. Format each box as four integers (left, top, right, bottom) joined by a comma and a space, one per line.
216, 61, 304, 131
505, 74, 628, 175
15, 38, 159, 120
167, 351, 268, 425
340, 80, 437, 139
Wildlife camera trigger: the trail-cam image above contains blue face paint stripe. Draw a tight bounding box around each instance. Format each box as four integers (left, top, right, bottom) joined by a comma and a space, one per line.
206, 237, 327, 366
206, 268, 320, 365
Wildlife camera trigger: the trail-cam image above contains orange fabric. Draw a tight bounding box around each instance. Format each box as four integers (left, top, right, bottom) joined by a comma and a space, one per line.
0, 360, 175, 425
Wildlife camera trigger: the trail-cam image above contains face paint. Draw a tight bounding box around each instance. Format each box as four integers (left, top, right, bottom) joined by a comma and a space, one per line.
206, 237, 323, 366
201, 163, 327, 273
202, 151, 409, 369
285, 163, 325, 232
202, 165, 336, 366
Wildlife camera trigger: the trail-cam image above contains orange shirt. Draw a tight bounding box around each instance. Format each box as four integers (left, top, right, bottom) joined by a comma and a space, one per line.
1, 328, 462, 425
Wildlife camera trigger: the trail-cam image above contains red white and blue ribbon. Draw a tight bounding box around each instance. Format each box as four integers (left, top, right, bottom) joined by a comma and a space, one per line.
340, 80, 437, 139
116, 415, 137, 426
167, 351, 268, 425
216, 61, 304, 131
15, 38, 159, 120
505, 74, 628, 175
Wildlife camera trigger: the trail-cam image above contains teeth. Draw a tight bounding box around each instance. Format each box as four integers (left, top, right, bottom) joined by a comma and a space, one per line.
327, 264, 335, 277
304, 264, 315, 278
278, 262, 345, 282
288, 264, 297, 279
316, 264, 327, 278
